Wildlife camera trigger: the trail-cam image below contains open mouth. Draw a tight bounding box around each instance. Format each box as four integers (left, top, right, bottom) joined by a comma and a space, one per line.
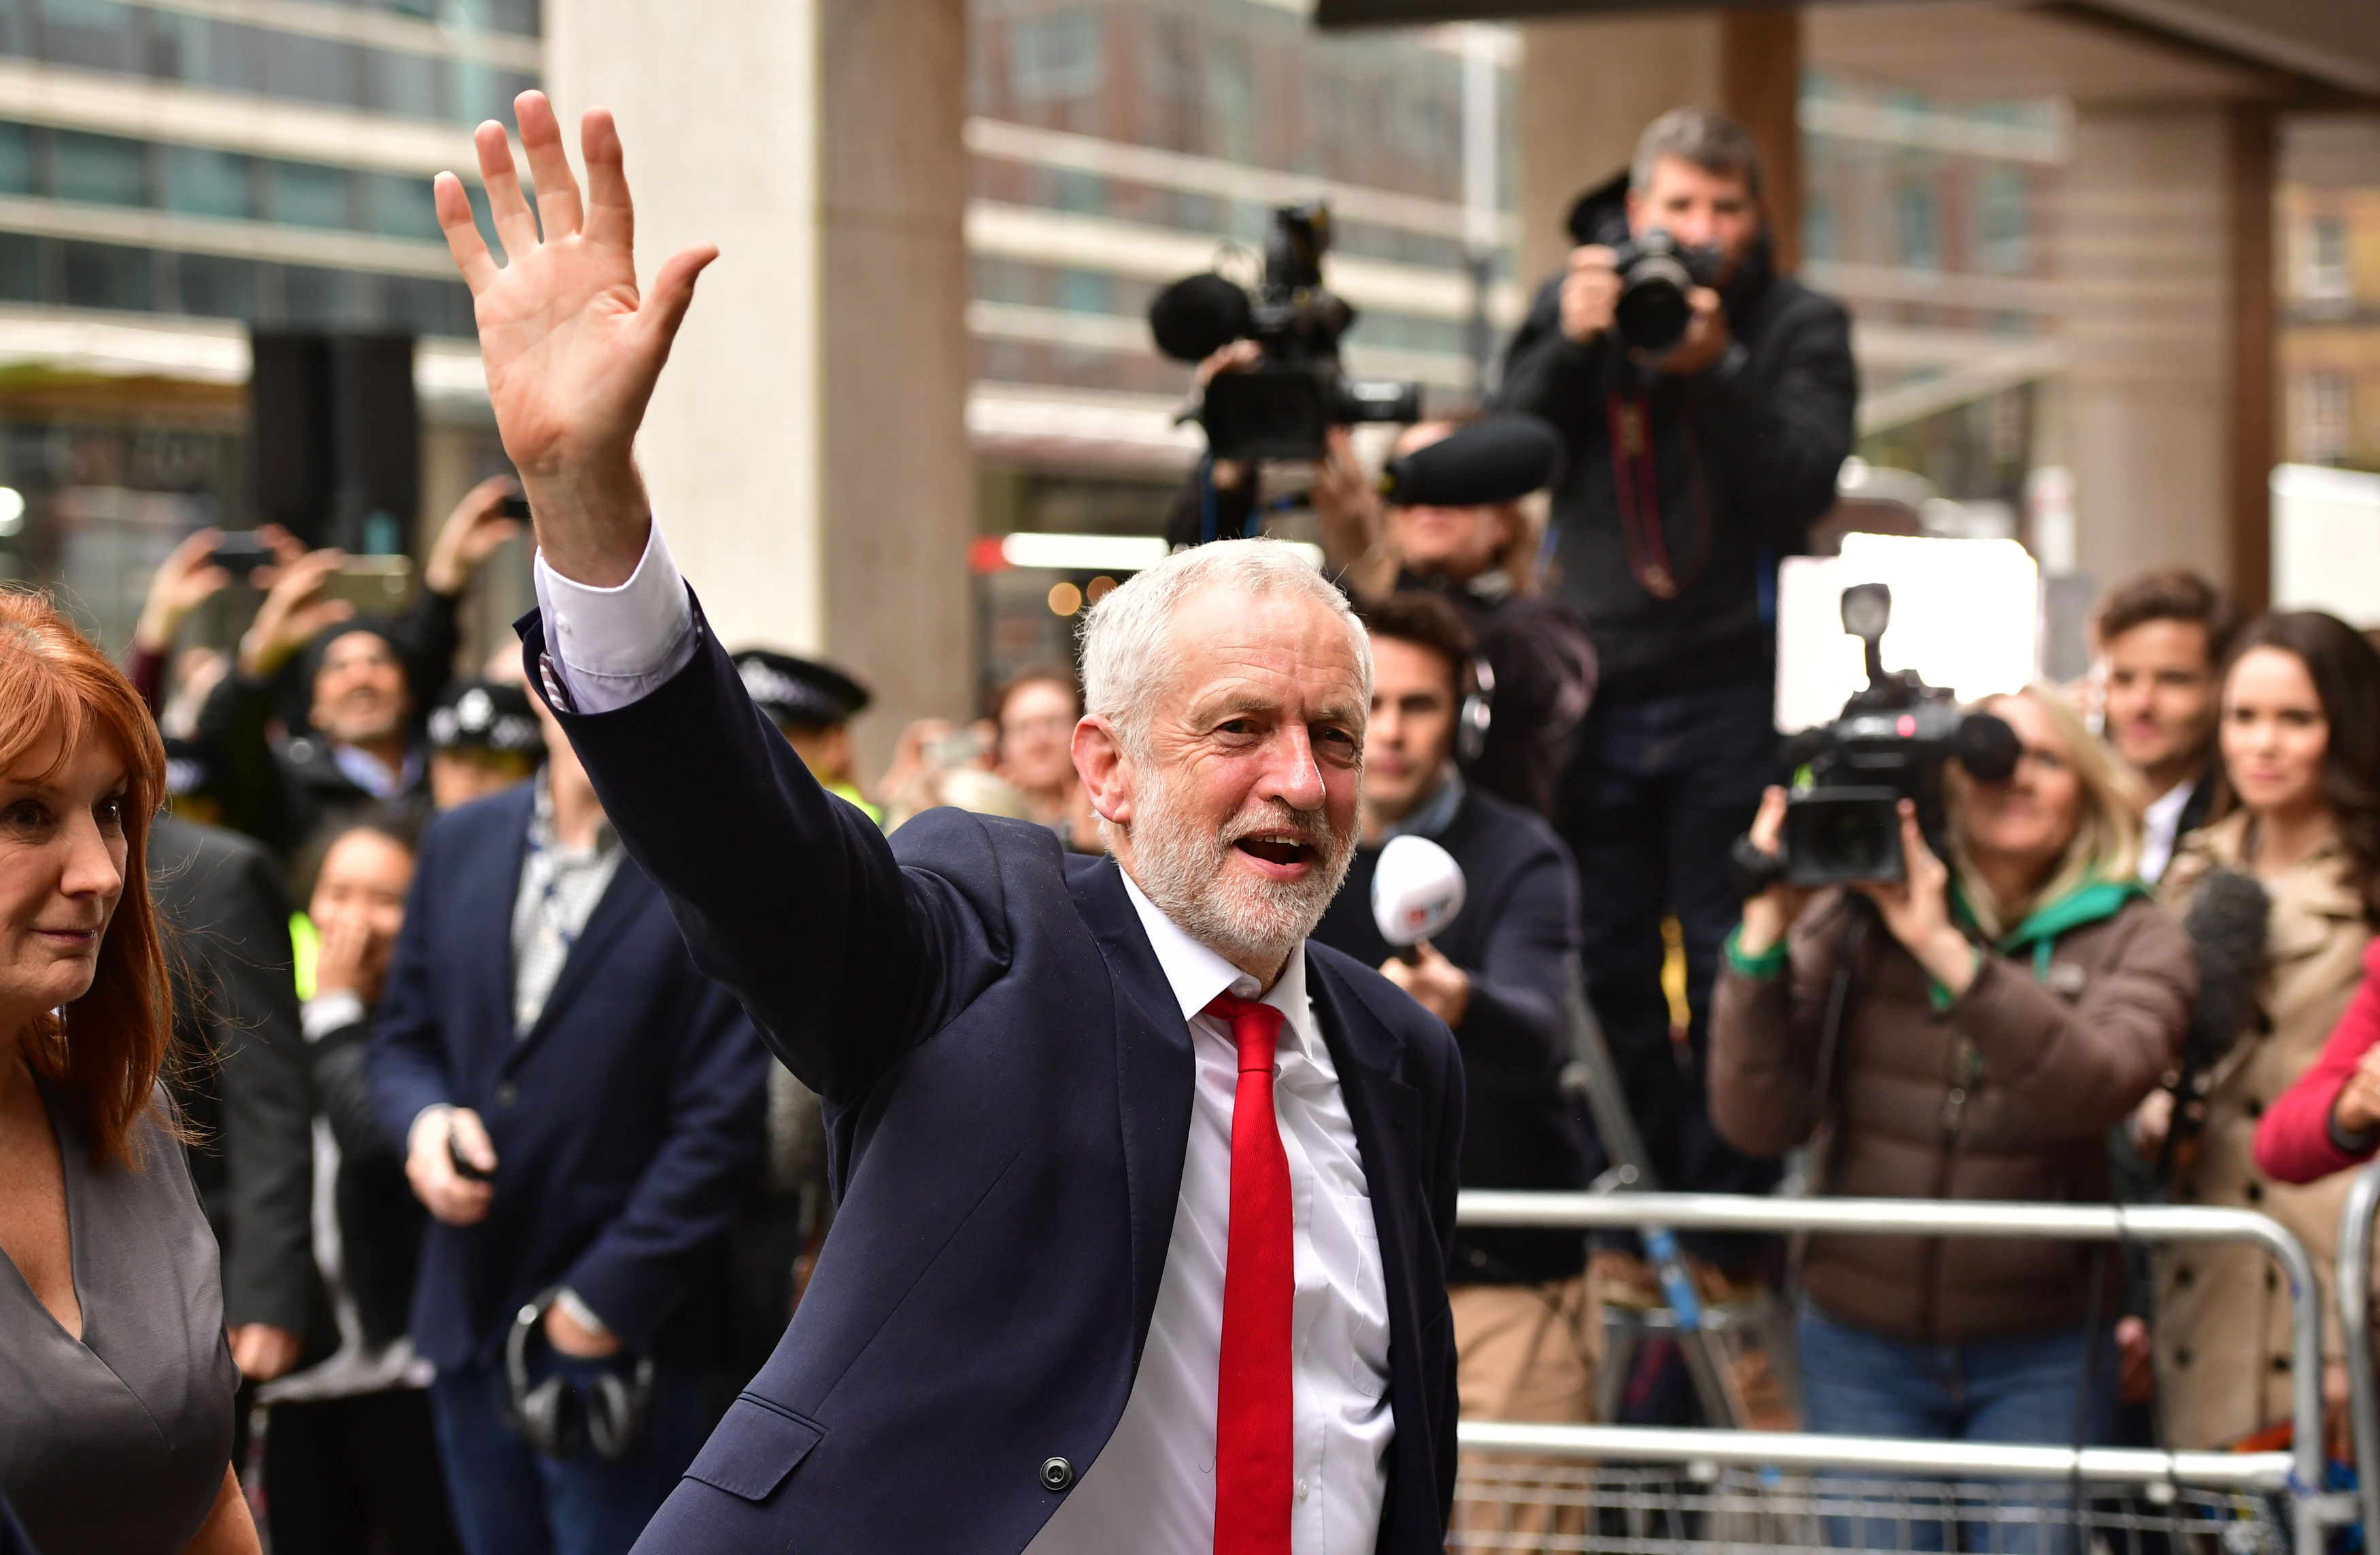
1234, 836, 1317, 869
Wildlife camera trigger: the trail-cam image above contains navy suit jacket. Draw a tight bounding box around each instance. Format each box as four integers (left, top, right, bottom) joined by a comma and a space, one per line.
368, 782, 768, 1370
524, 606, 1465, 1554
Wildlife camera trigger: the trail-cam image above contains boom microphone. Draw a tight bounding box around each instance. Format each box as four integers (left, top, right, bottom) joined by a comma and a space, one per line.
1378, 414, 1563, 508
1147, 273, 1253, 365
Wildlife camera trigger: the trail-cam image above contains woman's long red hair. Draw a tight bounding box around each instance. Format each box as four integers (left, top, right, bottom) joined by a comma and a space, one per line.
1, 589, 169, 1166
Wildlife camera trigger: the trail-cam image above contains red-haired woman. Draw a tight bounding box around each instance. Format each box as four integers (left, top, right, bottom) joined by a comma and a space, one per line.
0, 590, 259, 1554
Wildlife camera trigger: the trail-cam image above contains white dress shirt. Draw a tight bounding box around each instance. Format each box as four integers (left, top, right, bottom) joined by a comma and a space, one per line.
532, 525, 1395, 1552
2141, 774, 2199, 885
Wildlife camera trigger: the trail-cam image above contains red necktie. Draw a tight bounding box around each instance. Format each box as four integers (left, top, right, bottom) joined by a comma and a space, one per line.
1205, 991, 1293, 1555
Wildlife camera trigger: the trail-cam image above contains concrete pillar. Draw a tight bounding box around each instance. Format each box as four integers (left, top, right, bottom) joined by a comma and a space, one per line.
1516, 9, 1804, 288
2051, 104, 2254, 596
817, 0, 974, 776
545, 1, 976, 774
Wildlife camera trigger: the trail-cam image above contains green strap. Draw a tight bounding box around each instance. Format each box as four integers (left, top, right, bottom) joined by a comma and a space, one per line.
290, 911, 319, 1004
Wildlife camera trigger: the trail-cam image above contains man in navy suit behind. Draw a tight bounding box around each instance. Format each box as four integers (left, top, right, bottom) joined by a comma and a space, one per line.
369, 688, 768, 1555
426, 93, 1465, 1553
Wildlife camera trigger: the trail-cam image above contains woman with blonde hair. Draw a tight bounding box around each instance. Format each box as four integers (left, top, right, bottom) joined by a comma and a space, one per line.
0, 589, 259, 1554
1710, 683, 2194, 1548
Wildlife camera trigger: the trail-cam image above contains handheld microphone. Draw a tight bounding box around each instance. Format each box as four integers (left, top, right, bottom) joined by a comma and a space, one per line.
1378, 414, 1563, 509
1371, 835, 1466, 963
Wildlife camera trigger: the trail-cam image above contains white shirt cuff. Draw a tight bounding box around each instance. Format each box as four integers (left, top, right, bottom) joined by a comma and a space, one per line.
300, 989, 365, 1043
531, 521, 700, 715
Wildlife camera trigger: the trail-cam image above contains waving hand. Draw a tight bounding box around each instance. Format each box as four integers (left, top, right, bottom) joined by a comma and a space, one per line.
435, 90, 715, 586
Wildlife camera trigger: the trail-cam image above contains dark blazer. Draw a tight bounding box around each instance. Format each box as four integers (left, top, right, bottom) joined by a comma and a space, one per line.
1315, 787, 1598, 1284
308, 1012, 427, 1351
150, 813, 315, 1336
367, 783, 768, 1371
522, 606, 1465, 1555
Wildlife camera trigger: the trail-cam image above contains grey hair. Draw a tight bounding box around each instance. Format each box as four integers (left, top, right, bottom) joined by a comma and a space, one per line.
1632, 107, 1764, 203
1079, 539, 1370, 754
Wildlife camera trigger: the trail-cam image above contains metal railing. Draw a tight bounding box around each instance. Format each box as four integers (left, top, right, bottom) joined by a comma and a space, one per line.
2338, 1159, 2380, 1539
1453, 1189, 2340, 1551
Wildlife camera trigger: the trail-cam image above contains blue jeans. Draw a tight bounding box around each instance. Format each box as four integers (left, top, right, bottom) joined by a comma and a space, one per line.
1562, 678, 1780, 1259
429, 1358, 715, 1555
1798, 1305, 2119, 1554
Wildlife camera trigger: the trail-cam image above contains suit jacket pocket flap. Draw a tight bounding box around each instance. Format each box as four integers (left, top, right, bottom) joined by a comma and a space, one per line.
685, 1395, 824, 1502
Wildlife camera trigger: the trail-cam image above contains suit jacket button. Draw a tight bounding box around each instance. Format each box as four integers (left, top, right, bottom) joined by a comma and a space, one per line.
494, 1082, 520, 1108
1040, 1456, 1074, 1492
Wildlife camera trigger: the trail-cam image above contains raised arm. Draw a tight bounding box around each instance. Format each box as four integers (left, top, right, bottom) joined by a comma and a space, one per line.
439, 95, 1003, 1097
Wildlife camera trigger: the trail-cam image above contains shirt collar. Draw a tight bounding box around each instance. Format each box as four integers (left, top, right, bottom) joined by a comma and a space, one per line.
2145, 774, 2197, 827
331, 740, 419, 800
530, 770, 619, 858
1118, 868, 1316, 1062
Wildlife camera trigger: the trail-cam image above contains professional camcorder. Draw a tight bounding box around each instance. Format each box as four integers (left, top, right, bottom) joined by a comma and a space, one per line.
1737, 583, 2020, 890
1148, 202, 1423, 462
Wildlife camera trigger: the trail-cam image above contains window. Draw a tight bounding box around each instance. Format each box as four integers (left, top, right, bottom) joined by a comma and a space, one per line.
261, 30, 354, 106
359, 171, 439, 239
151, 14, 252, 92
0, 122, 33, 196
53, 131, 146, 206
61, 239, 150, 310
37, 0, 140, 75
1010, 13, 1101, 104
267, 160, 349, 228
366, 49, 441, 120
1894, 176, 1941, 271
163, 146, 251, 220
1803, 190, 1839, 264
0, 233, 36, 301
2302, 372, 2353, 465
1977, 166, 2031, 273
2302, 215, 2351, 302
175, 252, 254, 319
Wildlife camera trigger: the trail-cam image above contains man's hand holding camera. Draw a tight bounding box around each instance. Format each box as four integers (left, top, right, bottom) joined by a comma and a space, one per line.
1737, 787, 1980, 997
1559, 241, 1732, 375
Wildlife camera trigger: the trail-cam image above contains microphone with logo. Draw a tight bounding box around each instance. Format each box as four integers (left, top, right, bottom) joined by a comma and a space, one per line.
1371, 835, 1467, 963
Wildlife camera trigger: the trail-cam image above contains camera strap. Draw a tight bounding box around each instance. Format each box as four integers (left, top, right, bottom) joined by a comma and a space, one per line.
1604, 389, 1713, 600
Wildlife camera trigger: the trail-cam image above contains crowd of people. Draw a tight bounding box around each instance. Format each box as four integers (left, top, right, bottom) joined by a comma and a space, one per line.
7, 92, 2380, 1555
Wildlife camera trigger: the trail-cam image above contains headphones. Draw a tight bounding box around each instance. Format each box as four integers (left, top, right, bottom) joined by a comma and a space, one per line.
1456, 653, 1496, 766
505, 1290, 654, 1463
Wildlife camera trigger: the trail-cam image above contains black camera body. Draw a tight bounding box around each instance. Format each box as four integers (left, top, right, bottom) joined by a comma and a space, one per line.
1609, 230, 1724, 356
1744, 583, 2020, 891
1149, 203, 1422, 462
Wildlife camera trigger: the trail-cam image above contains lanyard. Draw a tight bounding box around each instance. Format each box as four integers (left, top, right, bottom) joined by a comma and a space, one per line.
1604, 388, 1714, 600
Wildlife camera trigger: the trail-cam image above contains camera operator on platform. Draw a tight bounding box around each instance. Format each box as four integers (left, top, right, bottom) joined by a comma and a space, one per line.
1493, 107, 1856, 1222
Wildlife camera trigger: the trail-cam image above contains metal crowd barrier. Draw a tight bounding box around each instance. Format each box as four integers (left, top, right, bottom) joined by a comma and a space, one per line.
2337, 1158, 2380, 1539
1452, 1190, 2343, 1552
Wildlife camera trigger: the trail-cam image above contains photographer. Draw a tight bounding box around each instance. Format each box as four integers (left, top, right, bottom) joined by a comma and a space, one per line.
1496, 109, 1856, 1212
194, 479, 524, 861
1710, 686, 2190, 1484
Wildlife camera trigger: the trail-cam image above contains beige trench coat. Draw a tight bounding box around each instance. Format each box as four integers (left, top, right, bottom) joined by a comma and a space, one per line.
2155, 810, 2373, 1450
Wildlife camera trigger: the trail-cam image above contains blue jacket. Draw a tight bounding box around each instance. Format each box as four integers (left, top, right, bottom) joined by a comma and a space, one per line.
369, 783, 768, 1370
525, 606, 1465, 1555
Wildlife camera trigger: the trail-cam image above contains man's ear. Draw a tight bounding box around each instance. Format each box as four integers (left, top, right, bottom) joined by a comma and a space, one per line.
1073, 716, 1135, 826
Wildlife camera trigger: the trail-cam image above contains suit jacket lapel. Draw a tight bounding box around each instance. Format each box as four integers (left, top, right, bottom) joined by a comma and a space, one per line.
1304, 953, 1427, 1371
503, 858, 653, 1073
1072, 859, 1196, 1353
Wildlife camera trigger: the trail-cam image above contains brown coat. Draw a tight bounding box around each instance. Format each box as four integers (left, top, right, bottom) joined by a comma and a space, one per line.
1710, 890, 2193, 1344
2154, 812, 2373, 1450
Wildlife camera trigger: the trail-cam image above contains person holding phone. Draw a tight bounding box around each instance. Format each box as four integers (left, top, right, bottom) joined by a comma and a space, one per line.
191, 479, 525, 862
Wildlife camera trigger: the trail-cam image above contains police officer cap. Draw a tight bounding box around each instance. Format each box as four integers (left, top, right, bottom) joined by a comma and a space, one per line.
428, 680, 545, 755
732, 649, 871, 730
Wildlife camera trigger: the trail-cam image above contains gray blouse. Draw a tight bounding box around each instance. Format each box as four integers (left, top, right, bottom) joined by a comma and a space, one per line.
0, 1079, 238, 1555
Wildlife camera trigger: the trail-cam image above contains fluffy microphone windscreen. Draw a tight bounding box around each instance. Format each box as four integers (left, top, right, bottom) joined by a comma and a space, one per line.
1379, 414, 1563, 508
1147, 273, 1253, 365
2181, 866, 2270, 1070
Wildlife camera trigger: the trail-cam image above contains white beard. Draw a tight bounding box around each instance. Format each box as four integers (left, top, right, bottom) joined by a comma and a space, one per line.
1120, 762, 1357, 971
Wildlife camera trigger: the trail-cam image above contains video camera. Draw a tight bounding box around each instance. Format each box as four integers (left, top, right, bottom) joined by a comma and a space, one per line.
1739, 583, 2020, 890
1148, 202, 1422, 462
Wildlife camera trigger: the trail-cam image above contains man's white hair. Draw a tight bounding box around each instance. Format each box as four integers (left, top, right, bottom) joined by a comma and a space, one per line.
1078, 539, 1370, 751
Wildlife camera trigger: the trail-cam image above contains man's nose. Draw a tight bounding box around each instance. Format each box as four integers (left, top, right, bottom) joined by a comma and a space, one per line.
1259, 725, 1327, 812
